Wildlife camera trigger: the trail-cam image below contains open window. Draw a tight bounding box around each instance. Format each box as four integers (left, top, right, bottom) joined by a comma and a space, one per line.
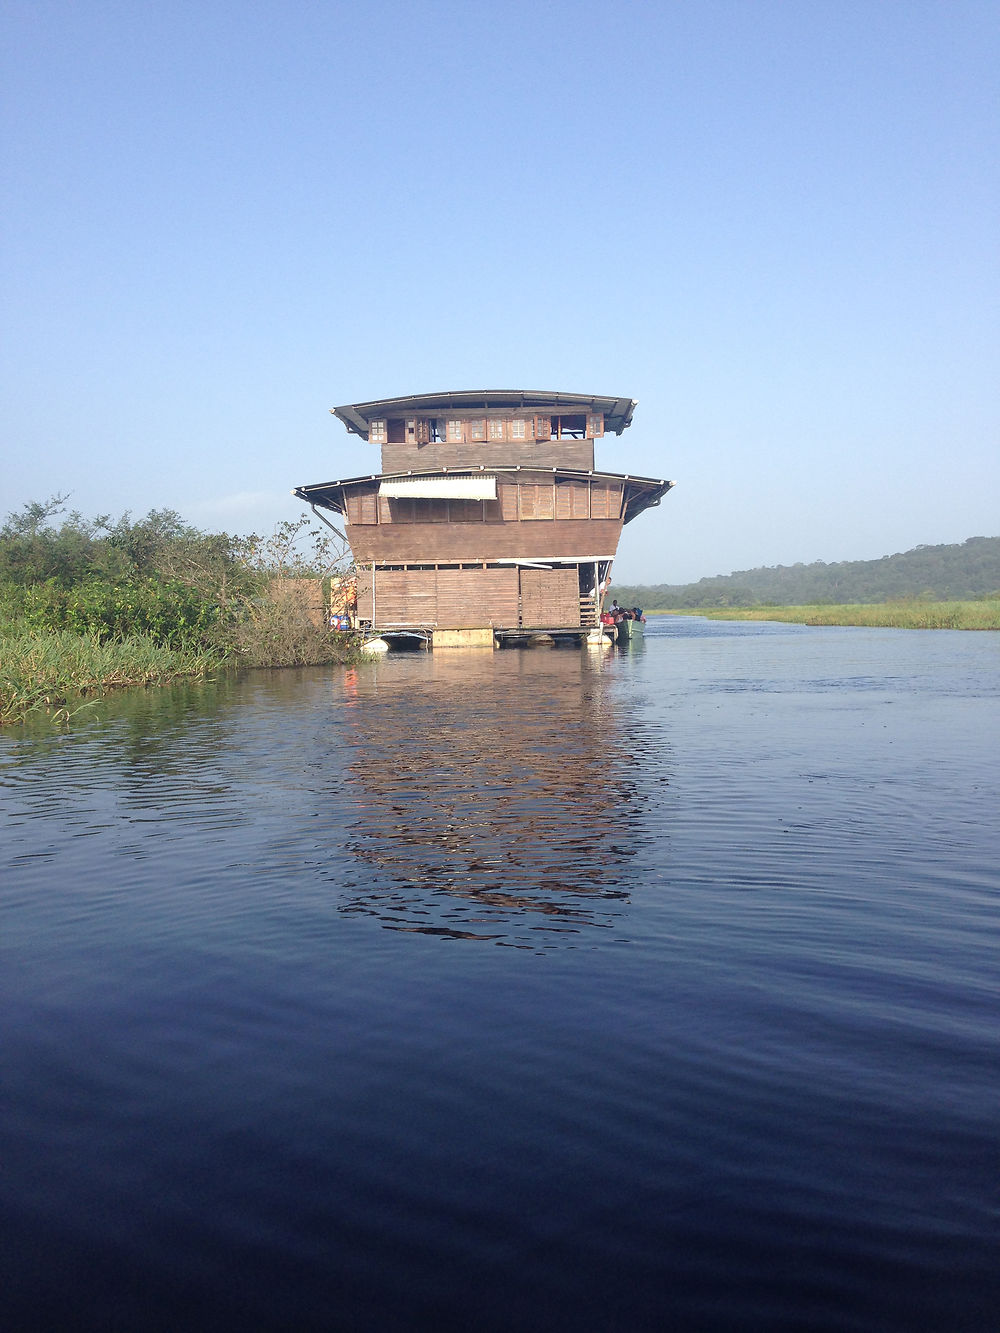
553, 414, 587, 439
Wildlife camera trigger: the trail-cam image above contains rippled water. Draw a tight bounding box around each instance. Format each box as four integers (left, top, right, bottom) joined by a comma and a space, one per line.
2, 618, 998, 1331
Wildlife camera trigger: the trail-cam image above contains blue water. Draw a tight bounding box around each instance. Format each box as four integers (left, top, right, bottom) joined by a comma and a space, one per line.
2, 618, 998, 1331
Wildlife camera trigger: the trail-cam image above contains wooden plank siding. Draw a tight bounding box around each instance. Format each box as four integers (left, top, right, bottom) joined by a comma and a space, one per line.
348, 518, 623, 563
373, 569, 437, 625
436, 568, 519, 628
519, 568, 580, 628
356, 565, 520, 629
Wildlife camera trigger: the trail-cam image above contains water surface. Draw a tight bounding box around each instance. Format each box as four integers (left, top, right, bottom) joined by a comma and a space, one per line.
2, 619, 998, 1330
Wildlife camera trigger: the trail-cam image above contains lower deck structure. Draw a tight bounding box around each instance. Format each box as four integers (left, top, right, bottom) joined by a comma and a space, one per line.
357, 559, 607, 634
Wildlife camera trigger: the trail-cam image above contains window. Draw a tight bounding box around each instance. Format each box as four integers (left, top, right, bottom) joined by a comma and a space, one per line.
534, 416, 551, 440
447, 419, 463, 441
554, 414, 586, 439
369, 419, 387, 443
510, 419, 526, 439
587, 414, 604, 438
488, 418, 505, 440
469, 419, 486, 441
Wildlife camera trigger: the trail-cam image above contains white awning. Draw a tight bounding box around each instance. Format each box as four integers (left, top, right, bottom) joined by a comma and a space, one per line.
379, 475, 497, 500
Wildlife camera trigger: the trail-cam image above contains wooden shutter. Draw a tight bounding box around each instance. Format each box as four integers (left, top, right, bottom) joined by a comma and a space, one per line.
346, 491, 378, 524
499, 483, 518, 521
556, 482, 590, 519
590, 485, 621, 520
520, 483, 554, 520
535, 483, 554, 519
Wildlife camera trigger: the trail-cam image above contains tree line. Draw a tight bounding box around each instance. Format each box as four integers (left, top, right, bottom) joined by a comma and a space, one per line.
610, 537, 1000, 609
0, 496, 353, 665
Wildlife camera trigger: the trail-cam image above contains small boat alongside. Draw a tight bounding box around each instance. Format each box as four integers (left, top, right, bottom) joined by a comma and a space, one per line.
615, 617, 644, 645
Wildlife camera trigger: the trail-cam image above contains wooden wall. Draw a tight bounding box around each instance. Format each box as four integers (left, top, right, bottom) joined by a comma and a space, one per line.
437, 568, 519, 628
348, 518, 624, 564
519, 568, 580, 627
344, 478, 624, 563
356, 566, 520, 628
355, 564, 582, 630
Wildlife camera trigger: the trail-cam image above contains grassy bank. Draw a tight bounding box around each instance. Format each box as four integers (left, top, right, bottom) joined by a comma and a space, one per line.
0, 630, 221, 725
1, 626, 362, 727
0, 502, 363, 726
656, 600, 1000, 630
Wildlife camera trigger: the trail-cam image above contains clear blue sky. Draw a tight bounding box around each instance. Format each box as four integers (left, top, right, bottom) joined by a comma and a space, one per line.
3, 0, 997, 583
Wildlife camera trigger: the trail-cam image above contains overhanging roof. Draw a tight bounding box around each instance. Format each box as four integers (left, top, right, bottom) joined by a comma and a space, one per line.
331, 390, 637, 439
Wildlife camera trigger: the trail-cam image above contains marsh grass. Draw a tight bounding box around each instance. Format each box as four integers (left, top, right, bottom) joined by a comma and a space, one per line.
659, 600, 1000, 630
0, 630, 219, 725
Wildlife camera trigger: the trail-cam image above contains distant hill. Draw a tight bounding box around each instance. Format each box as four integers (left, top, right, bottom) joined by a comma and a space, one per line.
611, 537, 1000, 609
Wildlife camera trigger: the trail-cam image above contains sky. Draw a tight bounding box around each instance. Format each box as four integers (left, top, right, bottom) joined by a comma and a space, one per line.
2, 1, 997, 584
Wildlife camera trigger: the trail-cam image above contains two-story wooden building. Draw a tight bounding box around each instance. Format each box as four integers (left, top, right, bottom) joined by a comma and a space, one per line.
293, 390, 673, 645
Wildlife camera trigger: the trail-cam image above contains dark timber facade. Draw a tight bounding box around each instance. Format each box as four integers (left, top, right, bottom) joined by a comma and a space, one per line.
294, 390, 673, 643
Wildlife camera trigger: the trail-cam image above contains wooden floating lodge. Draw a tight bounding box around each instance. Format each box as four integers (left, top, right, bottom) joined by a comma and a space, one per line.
294, 390, 674, 648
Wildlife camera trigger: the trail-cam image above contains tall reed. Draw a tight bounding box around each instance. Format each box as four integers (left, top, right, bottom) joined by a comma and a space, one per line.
0, 630, 218, 725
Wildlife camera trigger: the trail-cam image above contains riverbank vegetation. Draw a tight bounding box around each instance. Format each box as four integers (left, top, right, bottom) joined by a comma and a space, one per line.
1, 497, 359, 726
658, 601, 1000, 630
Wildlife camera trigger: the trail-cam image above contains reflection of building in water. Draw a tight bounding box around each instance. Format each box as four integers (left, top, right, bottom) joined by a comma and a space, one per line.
334, 652, 665, 944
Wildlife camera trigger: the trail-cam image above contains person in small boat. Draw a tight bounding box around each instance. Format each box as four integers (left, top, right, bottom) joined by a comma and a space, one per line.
632, 606, 646, 623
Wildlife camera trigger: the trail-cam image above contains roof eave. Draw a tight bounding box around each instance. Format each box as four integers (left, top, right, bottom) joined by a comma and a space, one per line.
330, 390, 638, 439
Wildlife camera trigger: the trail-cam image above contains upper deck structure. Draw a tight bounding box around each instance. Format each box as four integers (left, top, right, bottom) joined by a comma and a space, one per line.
294, 390, 673, 643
